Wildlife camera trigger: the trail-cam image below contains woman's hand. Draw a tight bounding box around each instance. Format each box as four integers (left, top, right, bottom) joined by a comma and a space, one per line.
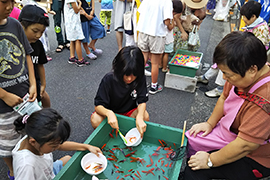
88, 145, 102, 156
107, 111, 119, 130
181, 31, 189, 41
189, 122, 213, 137
188, 151, 209, 170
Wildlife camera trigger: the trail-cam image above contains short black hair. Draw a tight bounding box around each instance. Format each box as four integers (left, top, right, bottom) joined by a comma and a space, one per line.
213, 31, 266, 77
14, 108, 71, 147
112, 46, 145, 87
173, 0, 183, 14
240, 1, 261, 20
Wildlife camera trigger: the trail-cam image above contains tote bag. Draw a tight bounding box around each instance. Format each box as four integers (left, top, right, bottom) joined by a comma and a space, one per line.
123, 0, 135, 35
188, 25, 199, 46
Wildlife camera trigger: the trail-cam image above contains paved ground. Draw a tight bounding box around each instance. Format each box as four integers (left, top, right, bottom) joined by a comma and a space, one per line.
0, 2, 232, 179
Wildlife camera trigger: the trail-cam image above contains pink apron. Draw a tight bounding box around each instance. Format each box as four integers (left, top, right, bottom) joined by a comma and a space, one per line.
186, 76, 270, 156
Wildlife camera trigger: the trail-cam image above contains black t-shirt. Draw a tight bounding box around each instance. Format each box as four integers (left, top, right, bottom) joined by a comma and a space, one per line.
0, 17, 33, 113
80, 0, 94, 22
94, 72, 148, 113
30, 40, 47, 82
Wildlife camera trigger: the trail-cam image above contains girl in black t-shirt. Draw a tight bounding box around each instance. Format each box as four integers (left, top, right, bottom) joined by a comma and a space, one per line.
91, 46, 149, 138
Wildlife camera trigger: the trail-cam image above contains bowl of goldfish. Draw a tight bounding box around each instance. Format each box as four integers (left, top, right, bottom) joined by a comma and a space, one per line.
81, 153, 107, 176
124, 128, 142, 147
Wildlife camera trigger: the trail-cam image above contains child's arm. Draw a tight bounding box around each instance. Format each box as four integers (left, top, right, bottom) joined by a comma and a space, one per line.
95, 105, 119, 130
164, 18, 174, 31
80, 8, 94, 20
71, 0, 82, 14
91, 0, 95, 16
0, 88, 23, 107
58, 141, 102, 156
26, 55, 37, 102
37, 64, 46, 98
135, 102, 147, 138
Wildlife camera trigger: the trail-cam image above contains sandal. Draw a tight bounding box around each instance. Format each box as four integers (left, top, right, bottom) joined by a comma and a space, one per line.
65, 43, 70, 50
55, 45, 64, 53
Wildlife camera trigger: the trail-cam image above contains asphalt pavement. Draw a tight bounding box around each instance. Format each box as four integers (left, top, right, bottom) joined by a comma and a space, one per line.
0, 2, 231, 179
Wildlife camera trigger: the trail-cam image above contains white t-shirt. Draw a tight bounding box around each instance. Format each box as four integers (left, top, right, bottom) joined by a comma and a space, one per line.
12, 135, 55, 180
165, 24, 174, 44
137, 0, 173, 37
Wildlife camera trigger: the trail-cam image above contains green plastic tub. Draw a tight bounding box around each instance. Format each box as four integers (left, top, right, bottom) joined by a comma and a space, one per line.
169, 49, 203, 77
54, 114, 187, 180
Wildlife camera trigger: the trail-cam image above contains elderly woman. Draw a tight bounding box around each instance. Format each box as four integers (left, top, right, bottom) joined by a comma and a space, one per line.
183, 31, 270, 180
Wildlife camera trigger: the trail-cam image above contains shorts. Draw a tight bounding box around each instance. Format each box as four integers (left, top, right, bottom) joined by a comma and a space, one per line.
138, 32, 165, 54
81, 16, 106, 43
0, 111, 21, 157
164, 42, 173, 53
53, 159, 63, 175
119, 108, 137, 117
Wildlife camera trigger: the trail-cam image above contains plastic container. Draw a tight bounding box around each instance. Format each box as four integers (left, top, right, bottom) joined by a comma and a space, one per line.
124, 128, 142, 147
81, 153, 107, 176
54, 114, 187, 180
169, 49, 203, 77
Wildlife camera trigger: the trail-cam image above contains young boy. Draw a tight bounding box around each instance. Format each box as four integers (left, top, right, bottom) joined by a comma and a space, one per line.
240, 1, 270, 50
160, 0, 183, 73
0, 0, 36, 179
99, 0, 113, 33
18, 4, 51, 108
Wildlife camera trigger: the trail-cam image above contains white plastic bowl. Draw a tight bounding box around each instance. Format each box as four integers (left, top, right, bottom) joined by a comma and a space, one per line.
124, 128, 142, 147
81, 153, 107, 176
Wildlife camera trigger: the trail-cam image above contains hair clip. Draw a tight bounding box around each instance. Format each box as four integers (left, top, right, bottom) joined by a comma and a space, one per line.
22, 115, 29, 124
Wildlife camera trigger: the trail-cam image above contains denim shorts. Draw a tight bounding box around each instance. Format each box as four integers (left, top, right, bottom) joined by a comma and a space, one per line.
53, 160, 63, 175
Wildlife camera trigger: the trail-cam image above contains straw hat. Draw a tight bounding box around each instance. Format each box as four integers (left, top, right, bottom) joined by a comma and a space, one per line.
183, 0, 208, 9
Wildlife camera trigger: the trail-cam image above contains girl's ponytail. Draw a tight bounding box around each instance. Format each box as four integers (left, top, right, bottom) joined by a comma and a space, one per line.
14, 115, 27, 133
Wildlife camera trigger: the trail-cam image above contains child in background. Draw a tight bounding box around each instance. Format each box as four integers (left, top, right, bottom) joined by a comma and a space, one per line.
160, 0, 183, 73
64, 0, 90, 66
18, 5, 51, 108
0, 0, 36, 179
240, 1, 270, 50
91, 46, 149, 138
137, 0, 173, 94
12, 108, 102, 179
80, 0, 105, 60
9, 6, 21, 19
99, 0, 113, 33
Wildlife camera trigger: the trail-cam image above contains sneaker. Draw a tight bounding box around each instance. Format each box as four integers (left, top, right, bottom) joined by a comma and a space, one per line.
205, 88, 222, 98
92, 49, 103, 55
86, 52, 97, 60
196, 75, 209, 84
68, 57, 77, 64
145, 69, 151, 76
107, 29, 111, 34
7, 171, 14, 180
76, 58, 90, 67
145, 63, 150, 69
149, 84, 163, 94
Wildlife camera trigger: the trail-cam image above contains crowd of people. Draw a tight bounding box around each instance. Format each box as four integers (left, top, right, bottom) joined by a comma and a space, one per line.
1, 0, 270, 179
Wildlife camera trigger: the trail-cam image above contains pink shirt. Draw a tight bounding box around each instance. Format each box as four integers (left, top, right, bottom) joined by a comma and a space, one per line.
10, 7, 21, 20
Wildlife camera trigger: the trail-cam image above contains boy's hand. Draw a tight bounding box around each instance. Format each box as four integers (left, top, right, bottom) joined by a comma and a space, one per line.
2, 92, 23, 107
28, 85, 37, 102
88, 145, 102, 156
40, 85, 46, 98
